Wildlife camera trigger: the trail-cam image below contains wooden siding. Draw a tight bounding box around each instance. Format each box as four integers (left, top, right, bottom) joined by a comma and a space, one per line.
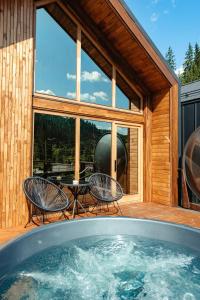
0, 0, 34, 228
0, 0, 179, 228
127, 128, 138, 194
151, 89, 171, 205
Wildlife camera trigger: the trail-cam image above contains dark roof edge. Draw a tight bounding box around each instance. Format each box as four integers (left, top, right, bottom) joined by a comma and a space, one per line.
181, 79, 200, 87
119, 0, 180, 84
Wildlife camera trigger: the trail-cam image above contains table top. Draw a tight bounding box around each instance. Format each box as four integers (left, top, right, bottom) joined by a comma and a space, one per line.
60, 181, 90, 188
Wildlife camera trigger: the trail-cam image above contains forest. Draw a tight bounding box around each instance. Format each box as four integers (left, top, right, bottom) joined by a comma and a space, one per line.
33, 113, 111, 176
165, 43, 200, 84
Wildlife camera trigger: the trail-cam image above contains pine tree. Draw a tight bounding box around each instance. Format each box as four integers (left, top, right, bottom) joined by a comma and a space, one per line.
194, 43, 200, 79
165, 46, 176, 71
180, 42, 200, 84
182, 43, 194, 84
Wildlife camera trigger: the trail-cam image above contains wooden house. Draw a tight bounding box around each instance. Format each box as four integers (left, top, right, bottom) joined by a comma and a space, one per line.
0, 0, 179, 228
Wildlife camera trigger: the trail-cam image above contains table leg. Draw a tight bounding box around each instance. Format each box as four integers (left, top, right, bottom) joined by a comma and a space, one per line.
72, 198, 77, 219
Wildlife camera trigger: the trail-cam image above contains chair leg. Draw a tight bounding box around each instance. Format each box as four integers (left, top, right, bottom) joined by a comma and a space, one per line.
89, 195, 99, 214
42, 212, 45, 224
24, 215, 40, 228
116, 201, 123, 215
62, 210, 69, 220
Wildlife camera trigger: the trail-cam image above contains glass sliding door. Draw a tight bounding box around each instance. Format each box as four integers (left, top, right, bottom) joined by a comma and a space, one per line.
33, 112, 142, 200
80, 119, 112, 177
115, 125, 140, 196
33, 113, 75, 180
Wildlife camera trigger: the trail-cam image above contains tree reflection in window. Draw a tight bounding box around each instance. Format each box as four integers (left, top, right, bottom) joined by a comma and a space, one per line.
33, 113, 75, 180
80, 119, 111, 176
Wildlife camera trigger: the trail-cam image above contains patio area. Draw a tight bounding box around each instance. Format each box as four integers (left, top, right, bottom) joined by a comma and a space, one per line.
1, 202, 200, 246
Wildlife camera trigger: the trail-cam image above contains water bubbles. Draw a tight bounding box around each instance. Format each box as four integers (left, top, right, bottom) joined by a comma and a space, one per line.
183, 293, 196, 300
1, 235, 200, 299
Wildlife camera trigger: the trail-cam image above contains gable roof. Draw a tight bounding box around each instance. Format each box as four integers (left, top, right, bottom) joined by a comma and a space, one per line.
40, 0, 179, 94
119, 0, 179, 82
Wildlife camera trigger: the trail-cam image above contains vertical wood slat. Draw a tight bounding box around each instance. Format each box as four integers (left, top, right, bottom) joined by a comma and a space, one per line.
111, 123, 117, 179
151, 89, 171, 205
0, 0, 34, 228
144, 96, 152, 202
0, 0, 3, 228
170, 83, 179, 206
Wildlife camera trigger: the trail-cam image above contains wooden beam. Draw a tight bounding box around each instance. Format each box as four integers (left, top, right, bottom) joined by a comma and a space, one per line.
57, 0, 149, 97
33, 94, 145, 124
144, 96, 152, 202
111, 123, 116, 179
75, 117, 80, 180
170, 83, 179, 206
34, 0, 56, 8
138, 124, 144, 202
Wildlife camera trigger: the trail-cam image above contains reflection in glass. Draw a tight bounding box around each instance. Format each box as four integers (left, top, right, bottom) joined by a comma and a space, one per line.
81, 33, 112, 106
35, 7, 77, 99
80, 119, 111, 177
33, 113, 75, 180
116, 72, 140, 112
117, 127, 138, 194
183, 127, 200, 203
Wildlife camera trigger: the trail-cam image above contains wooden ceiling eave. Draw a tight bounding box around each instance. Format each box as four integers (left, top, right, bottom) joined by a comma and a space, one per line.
59, 0, 149, 97
106, 0, 178, 86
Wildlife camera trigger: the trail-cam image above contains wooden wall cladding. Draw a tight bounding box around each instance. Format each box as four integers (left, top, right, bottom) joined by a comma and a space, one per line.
0, 0, 33, 228
151, 89, 171, 205
0, 0, 179, 229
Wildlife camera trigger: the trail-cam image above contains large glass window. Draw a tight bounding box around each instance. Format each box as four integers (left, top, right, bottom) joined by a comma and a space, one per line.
33, 113, 75, 180
35, 8, 77, 99
116, 72, 141, 112
80, 119, 112, 177
117, 126, 138, 194
80, 33, 112, 106
35, 6, 142, 112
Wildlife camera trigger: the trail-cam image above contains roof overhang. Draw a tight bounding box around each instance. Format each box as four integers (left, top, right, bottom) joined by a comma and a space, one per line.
35, 0, 179, 94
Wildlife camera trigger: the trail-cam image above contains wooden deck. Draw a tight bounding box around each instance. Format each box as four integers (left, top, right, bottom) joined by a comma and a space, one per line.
1, 202, 200, 246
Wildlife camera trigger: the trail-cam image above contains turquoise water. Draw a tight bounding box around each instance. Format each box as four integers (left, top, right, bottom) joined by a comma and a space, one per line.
1, 235, 200, 299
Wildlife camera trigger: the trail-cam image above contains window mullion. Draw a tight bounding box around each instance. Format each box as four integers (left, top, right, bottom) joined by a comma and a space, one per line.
76, 25, 81, 101
75, 117, 80, 179
112, 66, 116, 108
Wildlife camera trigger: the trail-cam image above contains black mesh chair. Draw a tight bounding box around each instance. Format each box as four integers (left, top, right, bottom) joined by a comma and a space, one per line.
89, 173, 123, 215
23, 177, 70, 227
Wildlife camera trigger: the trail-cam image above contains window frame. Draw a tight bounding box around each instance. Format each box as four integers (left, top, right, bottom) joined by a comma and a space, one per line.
32, 110, 143, 202
34, 2, 143, 115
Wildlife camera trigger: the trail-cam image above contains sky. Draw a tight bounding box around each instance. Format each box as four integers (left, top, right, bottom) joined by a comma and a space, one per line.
36, 9, 131, 109
124, 0, 200, 73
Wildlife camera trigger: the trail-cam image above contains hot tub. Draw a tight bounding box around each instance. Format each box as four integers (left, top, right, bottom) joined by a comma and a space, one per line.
1, 217, 200, 299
